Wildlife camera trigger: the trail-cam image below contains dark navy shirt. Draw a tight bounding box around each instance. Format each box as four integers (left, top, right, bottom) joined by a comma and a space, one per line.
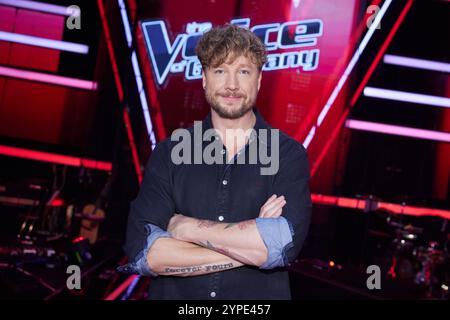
122, 108, 312, 299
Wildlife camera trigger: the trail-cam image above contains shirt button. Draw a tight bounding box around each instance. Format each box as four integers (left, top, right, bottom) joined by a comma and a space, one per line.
218, 216, 224, 221
222, 180, 228, 185
210, 291, 216, 298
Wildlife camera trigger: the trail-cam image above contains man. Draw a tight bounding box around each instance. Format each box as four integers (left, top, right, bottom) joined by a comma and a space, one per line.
118, 24, 312, 299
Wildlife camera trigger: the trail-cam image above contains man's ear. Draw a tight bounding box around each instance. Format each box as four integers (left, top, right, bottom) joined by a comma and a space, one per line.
202, 70, 206, 89
257, 71, 262, 91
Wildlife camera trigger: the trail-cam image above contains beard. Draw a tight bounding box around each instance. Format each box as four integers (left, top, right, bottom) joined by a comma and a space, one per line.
205, 90, 255, 120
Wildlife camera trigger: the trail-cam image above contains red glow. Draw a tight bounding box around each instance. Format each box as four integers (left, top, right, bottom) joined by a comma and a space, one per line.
329, 261, 335, 267
72, 236, 86, 244
388, 257, 397, 278
127, 0, 137, 24
50, 198, 64, 207
0, 145, 112, 171
0, 7, 64, 73
311, 193, 450, 220
433, 78, 450, 199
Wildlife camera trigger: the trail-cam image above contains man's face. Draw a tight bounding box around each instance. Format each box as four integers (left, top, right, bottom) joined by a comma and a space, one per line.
202, 55, 262, 119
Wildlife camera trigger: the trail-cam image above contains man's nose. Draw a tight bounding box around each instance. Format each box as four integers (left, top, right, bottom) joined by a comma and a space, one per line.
224, 73, 239, 91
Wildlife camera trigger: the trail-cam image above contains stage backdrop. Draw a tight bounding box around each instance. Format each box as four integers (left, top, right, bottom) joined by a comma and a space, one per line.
135, 0, 362, 192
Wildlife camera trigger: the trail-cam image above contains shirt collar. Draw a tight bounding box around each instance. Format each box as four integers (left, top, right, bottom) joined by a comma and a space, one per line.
202, 108, 272, 145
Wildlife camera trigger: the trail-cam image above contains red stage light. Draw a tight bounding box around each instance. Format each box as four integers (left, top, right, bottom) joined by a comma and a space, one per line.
0, 145, 112, 171
72, 236, 86, 244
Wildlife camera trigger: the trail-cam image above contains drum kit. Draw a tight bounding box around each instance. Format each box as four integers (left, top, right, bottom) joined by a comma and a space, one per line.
384, 217, 449, 299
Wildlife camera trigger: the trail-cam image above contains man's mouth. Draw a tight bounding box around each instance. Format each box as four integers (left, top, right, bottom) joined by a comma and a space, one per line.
218, 94, 244, 103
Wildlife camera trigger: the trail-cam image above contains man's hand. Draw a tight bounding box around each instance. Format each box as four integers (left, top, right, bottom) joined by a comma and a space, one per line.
168, 194, 286, 239
167, 214, 194, 240
165, 194, 286, 266
259, 194, 286, 218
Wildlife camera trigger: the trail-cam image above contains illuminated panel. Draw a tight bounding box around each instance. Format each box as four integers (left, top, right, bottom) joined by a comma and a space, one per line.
0, 6, 65, 72
348, 0, 414, 108
302, 0, 394, 148
308, 0, 413, 178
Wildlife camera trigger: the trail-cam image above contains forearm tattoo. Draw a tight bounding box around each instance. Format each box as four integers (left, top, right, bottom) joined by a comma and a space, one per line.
162, 262, 235, 275
197, 220, 219, 229
198, 240, 231, 256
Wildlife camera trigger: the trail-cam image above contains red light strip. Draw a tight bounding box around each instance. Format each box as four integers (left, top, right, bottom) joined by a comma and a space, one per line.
312, 194, 366, 210
97, 0, 124, 102
0, 145, 112, 171
104, 274, 138, 300
311, 193, 450, 220
349, 0, 414, 107
72, 236, 86, 244
123, 107, 143, 184
377, 202, 450, 219
126, 0, 137, 25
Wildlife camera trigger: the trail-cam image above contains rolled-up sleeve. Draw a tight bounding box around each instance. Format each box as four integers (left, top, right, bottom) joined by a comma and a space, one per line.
121, 141, 175, 271
117, 224, 170, 276
255, 216, 294, 269
265, 141, 312, 266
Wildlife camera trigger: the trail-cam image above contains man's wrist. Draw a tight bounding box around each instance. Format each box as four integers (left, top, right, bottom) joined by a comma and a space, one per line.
176, 216, 199, 242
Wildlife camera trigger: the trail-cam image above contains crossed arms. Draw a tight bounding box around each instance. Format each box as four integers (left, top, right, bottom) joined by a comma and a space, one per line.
119, 141, 312, 278
147, 194, 287, 277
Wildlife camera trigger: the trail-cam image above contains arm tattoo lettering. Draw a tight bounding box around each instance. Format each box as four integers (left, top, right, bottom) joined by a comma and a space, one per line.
163, 262, 235, 275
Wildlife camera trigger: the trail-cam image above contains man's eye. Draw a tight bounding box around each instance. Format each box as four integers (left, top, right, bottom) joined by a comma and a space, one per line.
214, 69, 224, 74
240, 70, 250, 75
